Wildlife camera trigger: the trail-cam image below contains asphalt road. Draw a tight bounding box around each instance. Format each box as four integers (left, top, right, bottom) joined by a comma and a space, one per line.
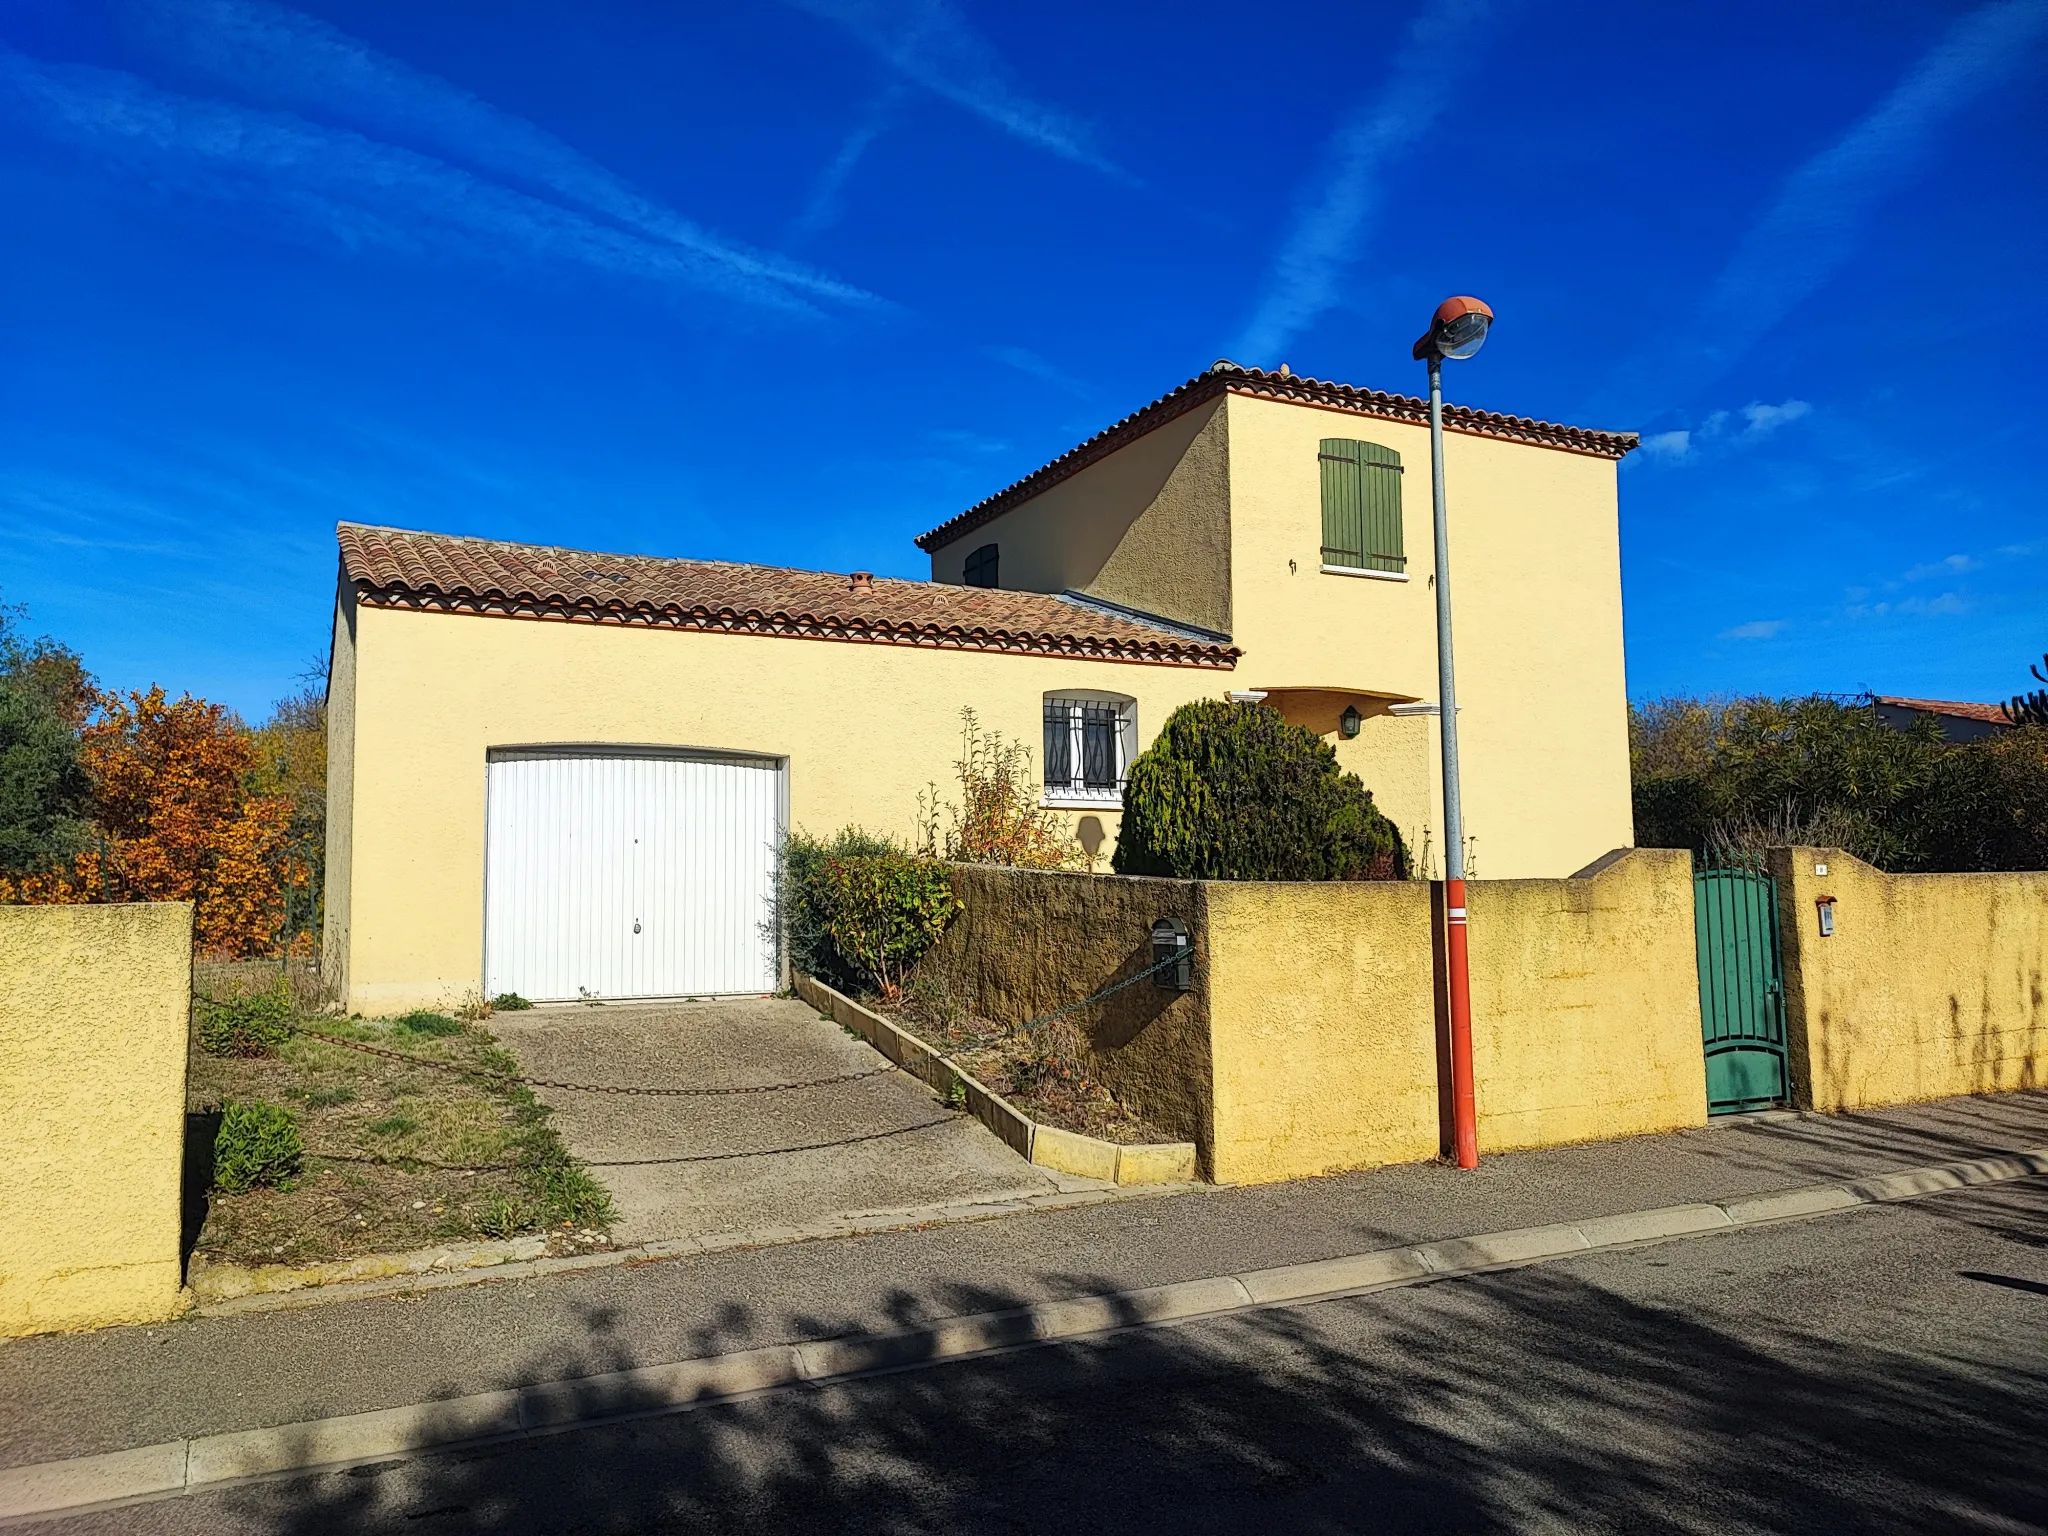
5, 1091, 2046, 1481
42, 1175, 2048, 1535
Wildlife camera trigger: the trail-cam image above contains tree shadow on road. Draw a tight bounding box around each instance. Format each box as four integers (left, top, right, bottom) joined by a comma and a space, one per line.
150, 1247, 2048, 1536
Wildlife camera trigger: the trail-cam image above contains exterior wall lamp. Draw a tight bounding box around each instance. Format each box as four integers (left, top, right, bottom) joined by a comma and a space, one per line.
1339, 705, 1361, 739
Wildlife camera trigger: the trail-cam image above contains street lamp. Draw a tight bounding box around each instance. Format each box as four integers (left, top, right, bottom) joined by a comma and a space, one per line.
1411, 294, 1493, 1171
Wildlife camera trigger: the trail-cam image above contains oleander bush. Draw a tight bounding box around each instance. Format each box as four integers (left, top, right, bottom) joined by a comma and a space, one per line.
1113, 699, 1407, 881
1632, 694, 2048, 871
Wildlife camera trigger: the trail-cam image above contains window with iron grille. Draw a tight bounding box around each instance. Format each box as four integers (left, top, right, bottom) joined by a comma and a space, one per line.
1319, 438, 1405, 573
963, 543, 999, 588
1042, 694, 1135, 806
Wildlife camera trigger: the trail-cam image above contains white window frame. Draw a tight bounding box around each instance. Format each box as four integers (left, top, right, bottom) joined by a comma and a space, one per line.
1041, 692, 1136, 809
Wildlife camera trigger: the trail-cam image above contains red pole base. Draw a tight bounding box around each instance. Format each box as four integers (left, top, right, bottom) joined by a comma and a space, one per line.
1446, 877, 1478, 1168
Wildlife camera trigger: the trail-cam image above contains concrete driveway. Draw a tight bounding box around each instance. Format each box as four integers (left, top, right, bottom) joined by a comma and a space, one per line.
490, 997, 1064, 1246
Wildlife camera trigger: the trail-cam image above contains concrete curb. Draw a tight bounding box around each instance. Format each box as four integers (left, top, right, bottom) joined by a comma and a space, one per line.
5, 1145, 2043, 1525
188, 1181, 1195, 1320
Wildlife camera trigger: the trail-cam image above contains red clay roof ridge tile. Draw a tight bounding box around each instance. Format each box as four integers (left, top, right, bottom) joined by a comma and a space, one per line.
336, 522, 1238, 671
914, 361, 1638, 553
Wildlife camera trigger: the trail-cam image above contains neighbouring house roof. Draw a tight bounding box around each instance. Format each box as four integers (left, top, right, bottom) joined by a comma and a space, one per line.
914, 361, 1640, 553
1870, 695, 2013, 726
336, 523, 1240, 670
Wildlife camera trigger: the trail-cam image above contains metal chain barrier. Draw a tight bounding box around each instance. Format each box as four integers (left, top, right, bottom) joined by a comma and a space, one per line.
285, 1023, 895, 1097
283, 947, 1191, 1097
1007, 946, 1192, 1036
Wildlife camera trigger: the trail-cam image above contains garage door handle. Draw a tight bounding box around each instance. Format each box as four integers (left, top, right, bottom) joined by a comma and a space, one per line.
632, 920, 642, 934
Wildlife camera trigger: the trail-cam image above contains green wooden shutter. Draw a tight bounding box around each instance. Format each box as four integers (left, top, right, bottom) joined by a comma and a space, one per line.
1319, 439, 1405, 573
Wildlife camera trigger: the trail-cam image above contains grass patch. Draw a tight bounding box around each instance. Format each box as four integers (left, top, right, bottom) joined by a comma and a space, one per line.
391, 1010, 464, 1037
189, 1003, 614, 1267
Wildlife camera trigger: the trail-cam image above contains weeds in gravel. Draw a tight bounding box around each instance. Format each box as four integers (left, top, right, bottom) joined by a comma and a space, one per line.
191, 1005, 613, 1265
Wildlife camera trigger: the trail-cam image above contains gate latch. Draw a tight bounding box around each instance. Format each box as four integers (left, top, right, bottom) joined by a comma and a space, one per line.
1151, 918, 1192, 992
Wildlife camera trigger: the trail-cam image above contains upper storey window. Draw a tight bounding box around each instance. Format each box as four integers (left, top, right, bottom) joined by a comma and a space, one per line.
1319, 439, 1405, 576
963, 543, 999, 588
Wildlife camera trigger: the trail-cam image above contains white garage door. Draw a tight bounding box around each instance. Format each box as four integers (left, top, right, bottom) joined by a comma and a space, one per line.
484, 749, 784, 1003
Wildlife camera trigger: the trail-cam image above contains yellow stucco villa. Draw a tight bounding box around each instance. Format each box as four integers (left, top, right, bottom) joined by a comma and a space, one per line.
323, 362, 1638, 1012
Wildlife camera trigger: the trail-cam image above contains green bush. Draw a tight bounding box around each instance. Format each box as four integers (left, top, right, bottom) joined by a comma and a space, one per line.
197, 985, 293, 1057
490, 992, 534, 1012
779, 826, 902, 991
1631, 696, 1937, 868
1631, 697, 2048, 872
391, 1010, 463, 1037
816, 849, 959, 1001
213, 1100, 304, 1194
1112, 699, 1407, 881
1899, 725, 2048, 872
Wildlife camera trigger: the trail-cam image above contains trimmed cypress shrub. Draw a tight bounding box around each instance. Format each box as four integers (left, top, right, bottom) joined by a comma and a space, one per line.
1113, 699, 1407, 880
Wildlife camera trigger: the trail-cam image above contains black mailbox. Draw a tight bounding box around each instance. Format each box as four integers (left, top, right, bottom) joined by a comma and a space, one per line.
1151, 917, 1192, 992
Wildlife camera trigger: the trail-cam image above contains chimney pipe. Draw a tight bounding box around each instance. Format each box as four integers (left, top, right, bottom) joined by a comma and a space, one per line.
849, 571, 874, 592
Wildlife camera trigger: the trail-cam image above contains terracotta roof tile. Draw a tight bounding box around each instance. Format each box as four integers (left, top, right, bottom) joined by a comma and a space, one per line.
1872, 695, 2013, 726
916, 361, 1639, 553
337, 523, 1238, 670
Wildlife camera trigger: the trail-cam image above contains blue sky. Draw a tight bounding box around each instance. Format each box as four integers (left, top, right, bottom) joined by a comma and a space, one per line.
1, 0, 2043, 720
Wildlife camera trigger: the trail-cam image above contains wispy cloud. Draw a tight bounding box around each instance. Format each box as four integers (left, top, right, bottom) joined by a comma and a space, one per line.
791, 78, 908, 239
1905, 552, 1979, 581
1721, 619, 1786, 641
1683, 0, 2048, 388
0, 48, 874, 313
781, 0, 1125, 180
1233, 0, 1497, 365
89, 0, 881, 310
1845, 592, 1971, 620
1636, 398, 1812, 464
984, 345, 1095, 398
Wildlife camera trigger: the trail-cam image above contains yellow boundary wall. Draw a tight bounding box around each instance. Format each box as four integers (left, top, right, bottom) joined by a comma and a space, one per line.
0, 903, 192, 1337
1466, 848, 1707, 1153
914, 851, 1705, 1184
1771, 848, 2048, 1112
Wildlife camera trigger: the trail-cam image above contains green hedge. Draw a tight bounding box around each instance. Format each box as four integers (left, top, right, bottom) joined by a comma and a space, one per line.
1113, 699, 1407, 881
781, 829, 957, 998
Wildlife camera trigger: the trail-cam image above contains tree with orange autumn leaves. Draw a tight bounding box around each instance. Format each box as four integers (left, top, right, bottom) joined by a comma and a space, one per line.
0, 687, 300, 956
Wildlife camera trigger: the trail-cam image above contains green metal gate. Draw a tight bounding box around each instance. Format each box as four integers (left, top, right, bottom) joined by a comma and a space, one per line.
1694, 868, 1790, 1113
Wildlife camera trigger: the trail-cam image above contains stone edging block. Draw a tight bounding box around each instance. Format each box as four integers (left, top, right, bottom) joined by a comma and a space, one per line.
793, 975, 1198, 1186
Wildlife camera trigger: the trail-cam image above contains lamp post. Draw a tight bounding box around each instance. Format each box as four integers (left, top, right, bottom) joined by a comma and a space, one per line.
1412, 294, 1493, 1170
